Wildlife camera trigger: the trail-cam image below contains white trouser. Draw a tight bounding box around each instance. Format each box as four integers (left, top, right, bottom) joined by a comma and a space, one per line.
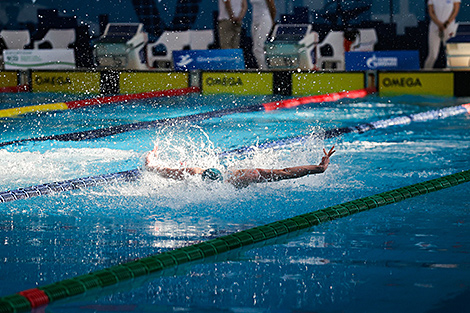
424, 22, 458, 69
251, 14, 272, 69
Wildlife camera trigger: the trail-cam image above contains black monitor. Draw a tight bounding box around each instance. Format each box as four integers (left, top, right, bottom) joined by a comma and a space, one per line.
274, 25, 309, 42
104, 24, 139, 40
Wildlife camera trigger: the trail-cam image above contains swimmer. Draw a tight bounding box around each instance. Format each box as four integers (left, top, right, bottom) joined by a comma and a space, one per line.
145, 146, 335, 188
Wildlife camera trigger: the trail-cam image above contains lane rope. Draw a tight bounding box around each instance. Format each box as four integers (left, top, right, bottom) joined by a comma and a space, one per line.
1, 102, 469, 204
0, 85, 29, 93
262, 87, 375, 111
0, 88, 373, 147
0, 87, 200, 118
1, 169, 468, 312
0, 170, 141, 204
219, 103, 470, 157
0, 105, 263, 147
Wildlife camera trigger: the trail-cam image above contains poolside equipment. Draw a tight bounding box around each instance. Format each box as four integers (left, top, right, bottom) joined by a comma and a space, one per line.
147, 30, 214, 69
0, 88, 373, 146
0, 30, 31, 49
1, 169, 468, 313
3, 29, 77, 70
316, 29, 377, 71
1, 102, 469, 204
0, 29, 31, 70
33, 29, 75, 49
94, 23, 148, 70
264, 25, 378, 71
265, 24, 319, 70
0, 86, 200, 118
446, 23, 470, 69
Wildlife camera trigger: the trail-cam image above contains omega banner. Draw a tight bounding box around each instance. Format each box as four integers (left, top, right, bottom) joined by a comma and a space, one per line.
0, 71, 18, 88
202, 72, 273, 95
292, 72, 365, 96
31, 71, 101, 94
119, 72, 189, 94
378, 72, 454, 97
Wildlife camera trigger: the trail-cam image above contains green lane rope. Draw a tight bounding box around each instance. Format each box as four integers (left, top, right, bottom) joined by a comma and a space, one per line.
1, 169, 469, 313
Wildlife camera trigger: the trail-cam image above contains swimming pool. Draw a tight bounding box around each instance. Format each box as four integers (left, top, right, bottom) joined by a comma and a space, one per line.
1, 91, 469, 313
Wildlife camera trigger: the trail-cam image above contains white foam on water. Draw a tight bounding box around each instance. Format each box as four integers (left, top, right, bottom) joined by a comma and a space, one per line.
86, 128, 332, 213
0, 147, 138, 189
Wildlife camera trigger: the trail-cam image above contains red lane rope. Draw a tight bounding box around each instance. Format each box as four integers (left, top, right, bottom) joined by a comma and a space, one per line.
0, 85, 30, 93
18, 288, 49, 308
262, 87, 376, 111
65, 86, 201, 109
463, 103, 470, 113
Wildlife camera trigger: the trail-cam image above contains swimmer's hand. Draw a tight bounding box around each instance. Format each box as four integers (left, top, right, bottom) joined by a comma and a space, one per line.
319, 146, 335, 171
145, 146, 159, 169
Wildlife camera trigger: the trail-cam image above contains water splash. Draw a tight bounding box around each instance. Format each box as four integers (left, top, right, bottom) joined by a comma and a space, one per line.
0, 148, 138, 189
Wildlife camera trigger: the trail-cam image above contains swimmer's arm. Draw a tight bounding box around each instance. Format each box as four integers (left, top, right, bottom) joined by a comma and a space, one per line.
144, 147, 204, 180
256, 164, 327, 181
255, 146, 335, 182
226, 165, 326, 187
146, 166, 204, 180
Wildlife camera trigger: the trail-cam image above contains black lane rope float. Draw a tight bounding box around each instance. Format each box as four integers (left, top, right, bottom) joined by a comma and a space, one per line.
0, 170, 142, 203
219, 102, 470, 156
1, 169, 469, 312
0, 104, 264, 147
0, 88, 372, 147
1, 103, 469, 204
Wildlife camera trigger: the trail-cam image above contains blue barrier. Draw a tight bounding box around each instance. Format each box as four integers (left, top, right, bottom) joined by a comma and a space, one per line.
173, 49, 245, 71
345, 50, 420, 71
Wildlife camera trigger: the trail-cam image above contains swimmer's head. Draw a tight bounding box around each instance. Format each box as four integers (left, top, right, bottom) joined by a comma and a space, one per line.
201, 168, 223, 182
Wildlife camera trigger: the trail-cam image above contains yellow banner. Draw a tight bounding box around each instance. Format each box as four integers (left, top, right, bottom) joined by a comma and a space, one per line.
32, 71, 100, 94
379, 72, 454, 97
292, 72, 364, 96
202, 72, 273, 95
0, 71, 18, 88
120, 72, 189, 93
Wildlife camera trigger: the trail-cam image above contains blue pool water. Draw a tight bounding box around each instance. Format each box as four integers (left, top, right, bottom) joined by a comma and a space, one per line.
0, 92, 470, 313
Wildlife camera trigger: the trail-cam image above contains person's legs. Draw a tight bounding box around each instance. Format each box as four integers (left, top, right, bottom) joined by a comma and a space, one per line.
219, 20, 241, 49
424, 25, 441, 69
219, 19, 234, 49
230, 23, 242, 49
251, 15, 272, 69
